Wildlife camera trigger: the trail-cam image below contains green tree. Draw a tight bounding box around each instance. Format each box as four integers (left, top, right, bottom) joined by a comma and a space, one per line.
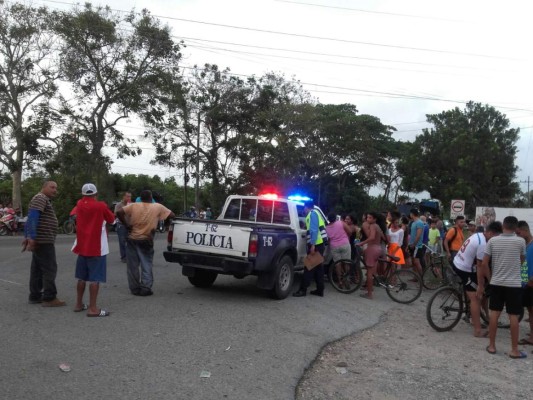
55, 3, 182, 183
148, 64, 253, 209
237, 102, 397, 209
398, 101, 519, 215
0, 3, 61, 213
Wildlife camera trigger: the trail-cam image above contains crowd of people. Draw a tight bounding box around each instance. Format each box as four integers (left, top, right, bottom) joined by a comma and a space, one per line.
18, 184, 533, 356
291, 200, 533, 359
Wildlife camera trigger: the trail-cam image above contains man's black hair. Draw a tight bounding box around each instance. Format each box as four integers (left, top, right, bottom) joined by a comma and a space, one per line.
409, 208, 419, 217
304, 200, 314, 209
517, 220, 530, 231
486, 221, 503, 234
140, 190, 153, 203
455, 215, 465, 221
503, 216, 518, 230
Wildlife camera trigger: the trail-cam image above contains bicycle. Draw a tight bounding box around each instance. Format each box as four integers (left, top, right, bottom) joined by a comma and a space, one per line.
326, 256, 364, 294
421, 245, 454, 290
63, 215, 76, 235
359, 253, 423, 304
426, 271, 524, 332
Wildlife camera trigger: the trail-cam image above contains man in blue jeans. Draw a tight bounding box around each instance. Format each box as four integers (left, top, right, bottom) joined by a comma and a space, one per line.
114, 191, 132, 263
116, 190, 174, 296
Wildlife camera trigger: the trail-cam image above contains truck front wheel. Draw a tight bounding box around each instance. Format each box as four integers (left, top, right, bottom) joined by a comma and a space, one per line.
188, 270, 218, 288
271, 255, 294, 300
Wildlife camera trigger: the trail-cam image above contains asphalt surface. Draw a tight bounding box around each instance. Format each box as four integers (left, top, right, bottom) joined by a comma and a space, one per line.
0, 234, 396, 400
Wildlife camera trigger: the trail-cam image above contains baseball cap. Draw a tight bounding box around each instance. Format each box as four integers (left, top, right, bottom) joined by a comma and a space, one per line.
81, 183, 98, 196
468, 220, 476, 226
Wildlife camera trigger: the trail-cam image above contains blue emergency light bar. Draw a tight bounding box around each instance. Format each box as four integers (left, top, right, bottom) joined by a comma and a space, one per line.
287, 195, 312, 202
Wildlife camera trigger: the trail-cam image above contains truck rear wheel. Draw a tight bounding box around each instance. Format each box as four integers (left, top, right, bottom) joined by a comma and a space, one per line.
271, 255, 294, 300
188, 270, 218, 288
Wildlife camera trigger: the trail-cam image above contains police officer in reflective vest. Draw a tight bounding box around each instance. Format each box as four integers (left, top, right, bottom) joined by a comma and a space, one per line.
293, 200, 327, 297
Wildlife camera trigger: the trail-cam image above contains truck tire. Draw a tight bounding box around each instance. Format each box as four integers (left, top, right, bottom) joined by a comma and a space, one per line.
271, 255, 294, 300
188, 270, 218, 288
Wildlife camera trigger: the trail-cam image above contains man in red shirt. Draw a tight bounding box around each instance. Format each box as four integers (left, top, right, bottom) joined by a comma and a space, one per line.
71, 183, 116, 317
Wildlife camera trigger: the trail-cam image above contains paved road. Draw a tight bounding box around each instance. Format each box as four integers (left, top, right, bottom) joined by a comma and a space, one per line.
1, 235, 396, 400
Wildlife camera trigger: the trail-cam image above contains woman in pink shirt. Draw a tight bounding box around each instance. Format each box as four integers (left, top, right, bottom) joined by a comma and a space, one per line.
325, 212, 352, 287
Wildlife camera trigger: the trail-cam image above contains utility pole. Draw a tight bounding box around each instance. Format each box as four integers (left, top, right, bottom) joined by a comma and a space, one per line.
195, 113, 201, 210
520, 176, 531, 207
183, 153, 188, 213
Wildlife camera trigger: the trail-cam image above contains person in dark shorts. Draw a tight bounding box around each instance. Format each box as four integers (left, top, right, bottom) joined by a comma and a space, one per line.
452, 221, 502, 337
479, 216, 526, 358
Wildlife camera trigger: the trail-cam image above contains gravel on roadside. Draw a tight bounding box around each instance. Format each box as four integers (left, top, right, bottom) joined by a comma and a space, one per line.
296, 291, 533, 400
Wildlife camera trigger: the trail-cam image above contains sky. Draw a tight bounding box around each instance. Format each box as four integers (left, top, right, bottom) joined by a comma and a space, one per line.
26, 0, 533, 197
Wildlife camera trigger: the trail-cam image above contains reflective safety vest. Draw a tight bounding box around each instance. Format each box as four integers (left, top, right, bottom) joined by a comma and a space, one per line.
306, 209, 328, 245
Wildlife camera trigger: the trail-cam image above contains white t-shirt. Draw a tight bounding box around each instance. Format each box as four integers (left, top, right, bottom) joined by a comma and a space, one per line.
388, 228, 404, 245
453, 233, 486, 273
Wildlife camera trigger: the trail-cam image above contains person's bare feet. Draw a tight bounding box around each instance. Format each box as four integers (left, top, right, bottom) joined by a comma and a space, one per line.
474, 330, 489, 338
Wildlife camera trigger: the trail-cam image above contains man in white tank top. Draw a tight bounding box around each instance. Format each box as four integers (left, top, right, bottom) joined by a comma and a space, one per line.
452, 222, 502, 338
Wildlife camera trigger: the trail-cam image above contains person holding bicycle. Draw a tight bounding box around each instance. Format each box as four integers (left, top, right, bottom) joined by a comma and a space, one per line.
452, 221, 502, 338
325, 212, 352, 288
357, 212, 386, 300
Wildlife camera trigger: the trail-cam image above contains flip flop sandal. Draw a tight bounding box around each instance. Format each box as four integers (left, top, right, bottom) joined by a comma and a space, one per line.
73, 304, 88, 312
486, 346, 496, 355
509, 351, 527, 359
359, 293, 373, 300
87, 309, 110, 317
518, 338, 533, 345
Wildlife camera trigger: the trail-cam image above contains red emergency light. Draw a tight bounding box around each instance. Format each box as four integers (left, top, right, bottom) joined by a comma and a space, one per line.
260, 193, 279, 200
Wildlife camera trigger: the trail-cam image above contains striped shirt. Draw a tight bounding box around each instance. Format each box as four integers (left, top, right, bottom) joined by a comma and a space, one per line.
484, 233, 525, 287
28, 192, 58, 244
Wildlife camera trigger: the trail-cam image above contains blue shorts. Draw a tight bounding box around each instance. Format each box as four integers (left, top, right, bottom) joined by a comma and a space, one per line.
75, 255, 107, 283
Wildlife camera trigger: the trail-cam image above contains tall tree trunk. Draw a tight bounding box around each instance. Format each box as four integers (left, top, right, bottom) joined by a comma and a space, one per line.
12, 168, 22, 215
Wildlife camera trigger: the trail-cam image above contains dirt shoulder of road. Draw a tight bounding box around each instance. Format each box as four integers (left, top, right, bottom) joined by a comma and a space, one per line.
296, 292, 533, 400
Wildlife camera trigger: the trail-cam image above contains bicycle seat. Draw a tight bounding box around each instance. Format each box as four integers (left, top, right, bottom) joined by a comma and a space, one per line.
386, 254, 401, 262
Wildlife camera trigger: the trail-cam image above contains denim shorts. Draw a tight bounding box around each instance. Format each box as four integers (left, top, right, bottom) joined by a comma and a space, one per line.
75, 255, 107, 283
330, 243, 352, 262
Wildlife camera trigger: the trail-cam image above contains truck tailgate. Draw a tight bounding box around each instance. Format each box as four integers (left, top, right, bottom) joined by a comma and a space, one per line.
172, 220, 252, 258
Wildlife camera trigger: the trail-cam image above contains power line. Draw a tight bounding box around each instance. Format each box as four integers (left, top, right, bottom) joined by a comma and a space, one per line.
186, 42, 494, 79
275, 0, 463, 23
37, 0, 520, 60
178, 36, 513, 73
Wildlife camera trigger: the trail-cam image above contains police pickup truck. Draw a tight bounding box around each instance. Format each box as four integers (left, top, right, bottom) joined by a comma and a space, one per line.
163, 194, 326, 299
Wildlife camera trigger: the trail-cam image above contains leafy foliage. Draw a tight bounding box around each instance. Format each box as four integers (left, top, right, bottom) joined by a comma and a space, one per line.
0, 3, 61, 212
398, 101, 519, 214
54, 4, 183, 172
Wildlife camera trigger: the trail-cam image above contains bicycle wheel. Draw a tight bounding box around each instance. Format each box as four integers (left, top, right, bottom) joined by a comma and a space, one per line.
63, 220, 75, 235
422, 263, 445, 290
427, 286, 464, 332
328, 259, 362, 294
385, 269, 423, 304
480, 301, 524, 329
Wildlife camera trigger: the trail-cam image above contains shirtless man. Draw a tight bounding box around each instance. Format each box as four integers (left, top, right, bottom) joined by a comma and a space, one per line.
357, 212, 384, 300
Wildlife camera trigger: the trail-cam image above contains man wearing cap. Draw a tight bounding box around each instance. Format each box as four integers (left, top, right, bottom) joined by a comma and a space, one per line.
23, 181, 66, 307
117, 190, 175, 296
71, 183, 116, 317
